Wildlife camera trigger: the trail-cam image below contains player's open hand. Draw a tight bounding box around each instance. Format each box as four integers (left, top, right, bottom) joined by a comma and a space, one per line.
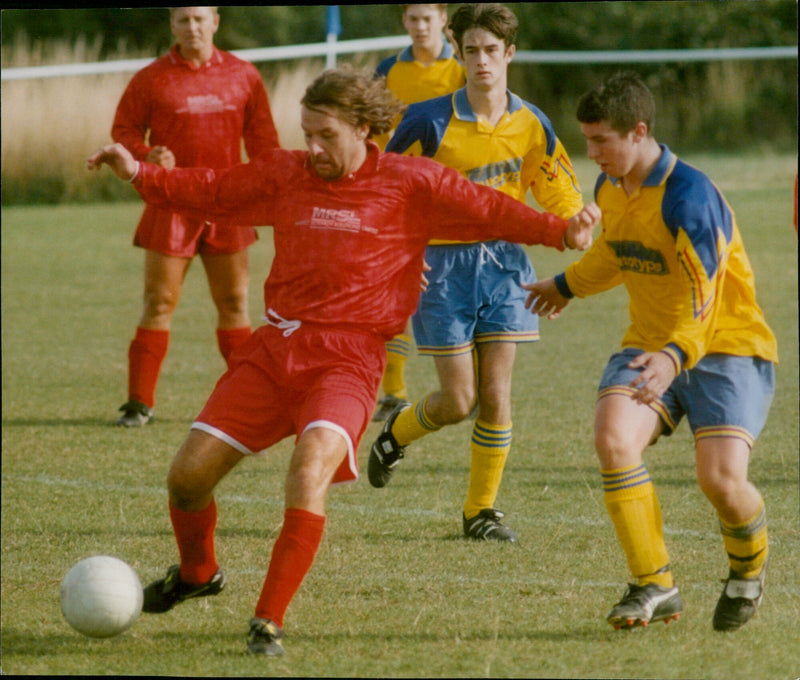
565, 202, 601, 250
626, 351, 678, 404
86, 143, 139, 182
522, 277, 569, 319
420, 259, 432, 292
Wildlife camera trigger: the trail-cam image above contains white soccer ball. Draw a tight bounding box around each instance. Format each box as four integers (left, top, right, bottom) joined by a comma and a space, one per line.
60, 556, 143, 638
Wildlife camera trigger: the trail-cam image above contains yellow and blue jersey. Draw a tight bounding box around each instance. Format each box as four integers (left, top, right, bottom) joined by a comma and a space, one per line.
557, 145, 777, 369
373, 41, 465, 150
386, 87, 583, 243
376, 41, 465, 106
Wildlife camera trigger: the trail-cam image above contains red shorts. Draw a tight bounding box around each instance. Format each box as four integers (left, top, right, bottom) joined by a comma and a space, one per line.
133, 204, 257, 257
192, 322, 386, 484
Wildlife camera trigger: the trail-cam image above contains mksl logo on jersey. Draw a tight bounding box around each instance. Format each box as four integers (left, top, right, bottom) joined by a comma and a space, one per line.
607, 240, 670, 275
309, 207, 369, 233
179, 95, 234, 115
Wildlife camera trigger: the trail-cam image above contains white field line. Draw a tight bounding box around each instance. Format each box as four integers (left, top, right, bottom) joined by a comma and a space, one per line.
4, 472, 799, 596
0, 471, 777, 542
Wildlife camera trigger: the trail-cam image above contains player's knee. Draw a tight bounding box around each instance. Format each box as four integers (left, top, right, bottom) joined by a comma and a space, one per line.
142, 290, 178, 323
166, 451, 214, 509
167, 471, 202, 510
594, 427, 639, 469
285, 453, 334, 510
437, 390, 475, 423
214, 289, 248, 315
697, 467, 744, 510
213, 290, 250, 327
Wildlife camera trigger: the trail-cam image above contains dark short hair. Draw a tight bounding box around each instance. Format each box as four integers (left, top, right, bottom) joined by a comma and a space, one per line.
448, 3, 517, 52
301, 66, 407, 137
576, 71, 656, 136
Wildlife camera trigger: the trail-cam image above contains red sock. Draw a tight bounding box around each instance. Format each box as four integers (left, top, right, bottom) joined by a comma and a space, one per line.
128, 326, 169, 408
255, 508, 326, 627
216, 326, 252, 366
169, 499, 219, 585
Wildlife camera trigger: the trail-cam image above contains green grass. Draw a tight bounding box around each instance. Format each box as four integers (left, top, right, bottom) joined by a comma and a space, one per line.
2, 154, 798, 677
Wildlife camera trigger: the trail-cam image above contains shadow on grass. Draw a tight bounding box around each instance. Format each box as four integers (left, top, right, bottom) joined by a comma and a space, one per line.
289, 625, 618, 644
0, 625, 246, 658
1, 416, 193, 427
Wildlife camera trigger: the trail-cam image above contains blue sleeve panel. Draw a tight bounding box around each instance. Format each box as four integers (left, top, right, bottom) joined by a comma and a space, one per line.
593, 173, 607, 201
662, 159, 734, 281
520, 100, 557, 157
375, 55, 398, 79
385, 94, 454, 157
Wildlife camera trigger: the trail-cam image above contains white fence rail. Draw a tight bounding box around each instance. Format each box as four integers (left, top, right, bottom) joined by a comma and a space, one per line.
1, 35, 796, 82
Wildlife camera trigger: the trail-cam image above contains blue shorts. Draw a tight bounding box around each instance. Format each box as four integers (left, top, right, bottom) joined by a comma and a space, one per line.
412, 241, 539, 356
598, 348, 775, 447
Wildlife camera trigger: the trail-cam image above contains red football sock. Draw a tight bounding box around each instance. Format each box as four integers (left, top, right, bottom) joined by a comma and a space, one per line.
169, 499, 219, 585
216, 326, 252, 366
254, 508, 326, 627
127, 326, 169, 408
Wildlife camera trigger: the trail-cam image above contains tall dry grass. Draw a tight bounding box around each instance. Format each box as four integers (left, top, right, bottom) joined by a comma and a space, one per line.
1, 38, 350, 204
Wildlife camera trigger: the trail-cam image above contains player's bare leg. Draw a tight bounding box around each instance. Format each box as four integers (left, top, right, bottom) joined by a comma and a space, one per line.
283, 426, 349, 514
201, 249, 251, 329
116, 251, 191, 426
167, 429, 245, 511
201, 250, 253, 366
595, 394, 683, 628
250, 427, 349, 654
141, 250, 191, 330
460, 342, 518, 541
143, 430, 243, 613
425, 352, 478, 423
368, 352, 474, 487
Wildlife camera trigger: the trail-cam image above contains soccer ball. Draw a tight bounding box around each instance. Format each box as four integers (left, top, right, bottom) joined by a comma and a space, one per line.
60, 556, 143, 638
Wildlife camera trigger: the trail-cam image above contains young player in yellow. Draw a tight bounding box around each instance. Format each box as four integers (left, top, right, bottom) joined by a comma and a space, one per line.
525, 72, 777, 631
374, 4, 465, 148
372, 4, 466, 421
368, 3, 584, 542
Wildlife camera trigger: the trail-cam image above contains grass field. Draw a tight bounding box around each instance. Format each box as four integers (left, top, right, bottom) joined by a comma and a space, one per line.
1, 154, 798, 677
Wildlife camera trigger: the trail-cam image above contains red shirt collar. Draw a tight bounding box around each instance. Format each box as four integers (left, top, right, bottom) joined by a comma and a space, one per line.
168, 44, 222, 70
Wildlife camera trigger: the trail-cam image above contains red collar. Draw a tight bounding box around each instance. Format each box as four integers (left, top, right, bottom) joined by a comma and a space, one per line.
168, 44, 222, 70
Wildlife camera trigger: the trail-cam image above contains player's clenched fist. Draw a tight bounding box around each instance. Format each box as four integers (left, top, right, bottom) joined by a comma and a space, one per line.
146, 145, 176, 170
565, 202, 601, 250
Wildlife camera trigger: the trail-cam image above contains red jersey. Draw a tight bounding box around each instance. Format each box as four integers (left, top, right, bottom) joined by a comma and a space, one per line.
133, 144, 569, 340
112, 45, 279, 255
112, 45, 278, 167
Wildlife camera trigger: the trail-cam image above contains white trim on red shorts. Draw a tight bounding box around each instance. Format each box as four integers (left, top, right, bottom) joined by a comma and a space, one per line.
191, 421, 254, 455
190, 419, 358, 485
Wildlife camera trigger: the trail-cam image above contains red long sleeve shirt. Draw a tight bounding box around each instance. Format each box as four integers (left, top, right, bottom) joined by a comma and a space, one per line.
134, 144, 569, 340
112, 45, 278, 168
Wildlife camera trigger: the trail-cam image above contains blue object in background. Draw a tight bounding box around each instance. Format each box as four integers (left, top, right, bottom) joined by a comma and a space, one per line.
326, 6, 342, 38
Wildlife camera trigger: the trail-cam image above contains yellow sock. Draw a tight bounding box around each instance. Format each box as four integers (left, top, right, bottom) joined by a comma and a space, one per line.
391, 395, 441, 446
602, 463, 673, 588
720, 502, 769, 579
463, 420, 511, 520
382, 334, 411, 399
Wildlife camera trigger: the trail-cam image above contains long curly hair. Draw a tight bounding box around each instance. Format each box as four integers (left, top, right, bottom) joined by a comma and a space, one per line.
301, 65, 407, 138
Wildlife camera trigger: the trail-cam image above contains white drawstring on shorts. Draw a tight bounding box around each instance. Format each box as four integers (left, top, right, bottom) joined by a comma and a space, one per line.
479, 242, 503, 268
263, 308, 302, 337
